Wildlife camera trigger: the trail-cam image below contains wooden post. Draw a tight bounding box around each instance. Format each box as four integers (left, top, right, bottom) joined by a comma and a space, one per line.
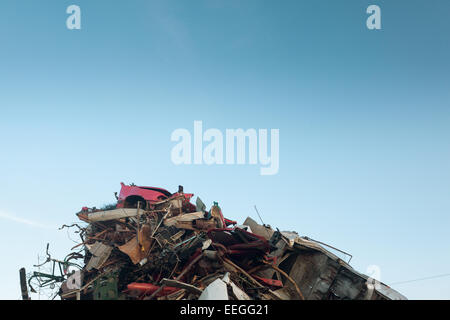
19, 268, 30, 300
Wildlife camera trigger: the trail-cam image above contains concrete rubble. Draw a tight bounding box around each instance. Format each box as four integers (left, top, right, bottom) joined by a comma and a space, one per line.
23, 183, 407, 300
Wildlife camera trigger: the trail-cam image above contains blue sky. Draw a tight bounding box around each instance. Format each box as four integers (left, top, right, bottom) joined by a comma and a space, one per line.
0, 0, 449, 299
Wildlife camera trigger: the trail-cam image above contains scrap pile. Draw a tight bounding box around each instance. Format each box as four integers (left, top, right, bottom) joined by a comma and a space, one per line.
25, 183, 407, 300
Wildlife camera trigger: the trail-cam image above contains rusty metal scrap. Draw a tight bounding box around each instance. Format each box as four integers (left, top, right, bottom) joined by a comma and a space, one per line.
23, 183, 407, 300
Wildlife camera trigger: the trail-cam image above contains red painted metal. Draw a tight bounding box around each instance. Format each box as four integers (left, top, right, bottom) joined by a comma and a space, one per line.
126, 282, 180, 297
115, 183, 196, 212
207, 227, 271, 255
116, 182, 172, 208
224, 218, 237, 226
253, 275, 283, 288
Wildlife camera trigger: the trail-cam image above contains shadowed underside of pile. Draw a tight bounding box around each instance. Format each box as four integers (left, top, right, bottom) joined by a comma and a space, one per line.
243, 218, 406, 300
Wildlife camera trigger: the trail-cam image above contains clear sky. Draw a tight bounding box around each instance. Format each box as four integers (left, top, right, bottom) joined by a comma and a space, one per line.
0, 0, 449, 299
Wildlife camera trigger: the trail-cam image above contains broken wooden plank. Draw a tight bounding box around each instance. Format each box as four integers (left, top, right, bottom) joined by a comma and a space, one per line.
87, 208, 141, 222
163, 211, 205, 227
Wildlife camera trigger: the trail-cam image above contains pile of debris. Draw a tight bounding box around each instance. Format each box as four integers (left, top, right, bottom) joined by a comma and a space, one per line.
24, 183, 406, 300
